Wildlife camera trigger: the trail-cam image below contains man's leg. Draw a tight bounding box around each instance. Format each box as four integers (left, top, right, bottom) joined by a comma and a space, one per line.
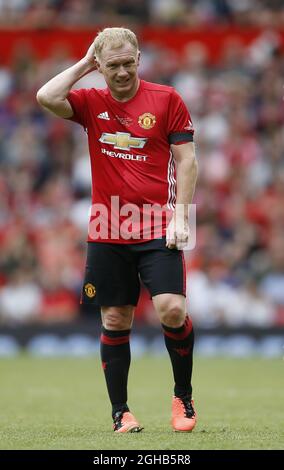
134, 236, 196, 431
153, 293, 194, 399
100, 305, 143, 433
153, 293, 196, 431
101, 305, 133, 415
80, 242, 142, 431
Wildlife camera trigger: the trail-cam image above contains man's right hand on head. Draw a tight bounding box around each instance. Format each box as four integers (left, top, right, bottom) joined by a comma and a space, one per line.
84, 41, 97, 72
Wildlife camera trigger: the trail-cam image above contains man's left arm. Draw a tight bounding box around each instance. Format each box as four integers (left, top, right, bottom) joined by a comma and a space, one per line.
166, 142, 198, 249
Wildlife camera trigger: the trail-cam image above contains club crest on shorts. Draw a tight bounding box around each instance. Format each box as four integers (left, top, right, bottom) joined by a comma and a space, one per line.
138, 113, 156, 129
84, 283, 96, 298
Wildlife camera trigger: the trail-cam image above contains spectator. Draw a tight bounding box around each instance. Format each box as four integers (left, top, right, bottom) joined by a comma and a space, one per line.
0, 268, 42, 324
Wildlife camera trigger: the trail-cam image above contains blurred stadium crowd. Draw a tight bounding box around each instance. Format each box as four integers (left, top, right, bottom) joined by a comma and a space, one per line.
0, 6, 284, 328
0, 0, 284, 28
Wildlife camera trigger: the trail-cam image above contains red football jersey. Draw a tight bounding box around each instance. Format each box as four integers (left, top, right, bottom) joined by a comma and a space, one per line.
67, 79, 194, 243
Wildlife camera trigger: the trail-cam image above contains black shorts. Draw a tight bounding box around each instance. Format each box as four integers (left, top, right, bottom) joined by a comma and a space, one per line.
81, 237, 186, 307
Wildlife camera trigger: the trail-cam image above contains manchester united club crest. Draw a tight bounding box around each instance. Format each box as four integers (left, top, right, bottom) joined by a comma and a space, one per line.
138, 113, 156, 130
84, 283, 96, 298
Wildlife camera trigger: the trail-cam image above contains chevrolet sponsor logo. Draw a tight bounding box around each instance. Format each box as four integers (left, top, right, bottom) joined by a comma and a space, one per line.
101, 148, 147, 162
99, 132, 147, 150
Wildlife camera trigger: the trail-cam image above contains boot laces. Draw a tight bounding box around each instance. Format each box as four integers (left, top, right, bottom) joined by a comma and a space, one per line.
181, 398, 195, 418
113, 411, 124, 431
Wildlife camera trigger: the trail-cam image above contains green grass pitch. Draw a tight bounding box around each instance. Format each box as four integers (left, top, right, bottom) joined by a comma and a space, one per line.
0, 355, 283, 450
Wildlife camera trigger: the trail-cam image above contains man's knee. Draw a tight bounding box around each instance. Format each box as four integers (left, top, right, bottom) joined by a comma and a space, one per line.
154, 295, 186, 328
102, 305, 134, 330
161, 306, 186, 328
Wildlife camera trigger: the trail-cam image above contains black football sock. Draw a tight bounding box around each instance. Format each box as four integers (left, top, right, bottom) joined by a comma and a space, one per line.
100, 326, 131, 417
162, 315, 194, 399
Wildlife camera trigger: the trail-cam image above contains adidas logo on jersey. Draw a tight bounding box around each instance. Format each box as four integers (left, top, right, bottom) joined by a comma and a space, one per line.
97, 111, 110, 120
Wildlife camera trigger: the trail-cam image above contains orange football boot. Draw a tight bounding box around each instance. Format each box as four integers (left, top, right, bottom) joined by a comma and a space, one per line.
113, 411, 143, 433
171, 396, 197, 432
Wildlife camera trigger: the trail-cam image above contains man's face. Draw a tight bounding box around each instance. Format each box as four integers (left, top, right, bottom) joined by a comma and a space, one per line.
96, 43, 140, 100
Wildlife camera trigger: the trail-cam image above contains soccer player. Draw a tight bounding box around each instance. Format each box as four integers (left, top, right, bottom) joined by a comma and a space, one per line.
37, 27, 198, 433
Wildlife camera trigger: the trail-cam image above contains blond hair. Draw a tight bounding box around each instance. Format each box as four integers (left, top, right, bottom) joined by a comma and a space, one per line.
94, 27, 139, 60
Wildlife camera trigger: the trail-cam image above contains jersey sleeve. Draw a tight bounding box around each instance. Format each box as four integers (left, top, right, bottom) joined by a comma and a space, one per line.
66, 88, 88, 127
167, 89, 194, 144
